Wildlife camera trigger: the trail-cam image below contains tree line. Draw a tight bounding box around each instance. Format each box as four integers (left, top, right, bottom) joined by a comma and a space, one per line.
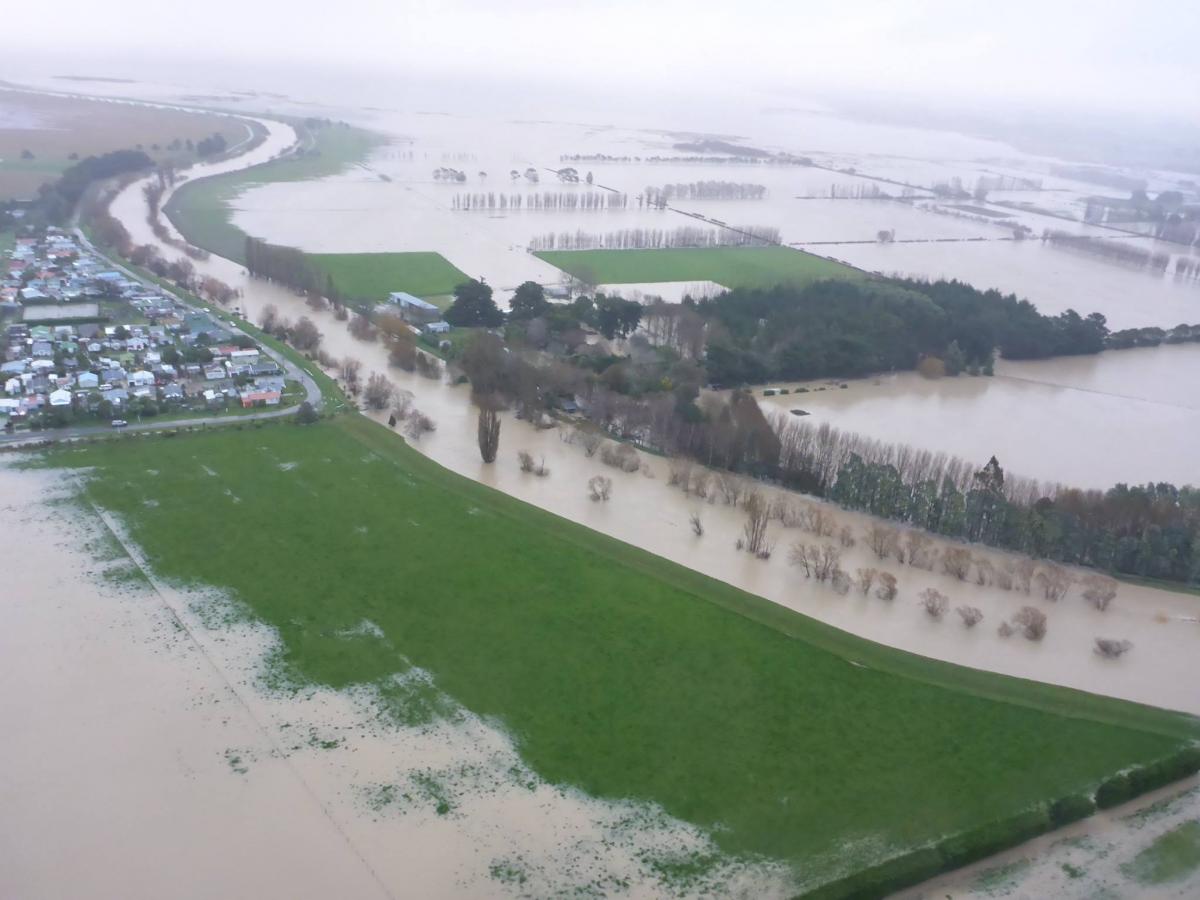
27, 149, 153, 226
450, 191, 628, 211
528, 224, 781, 251
641, 182, 767, 205
245, 236, 342, 303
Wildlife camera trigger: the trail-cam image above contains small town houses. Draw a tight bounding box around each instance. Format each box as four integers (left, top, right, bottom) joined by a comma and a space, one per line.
1, 229, 287, 429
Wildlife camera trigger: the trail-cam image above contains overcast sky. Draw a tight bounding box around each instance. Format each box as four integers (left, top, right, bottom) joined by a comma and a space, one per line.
6, 0, 1198, 117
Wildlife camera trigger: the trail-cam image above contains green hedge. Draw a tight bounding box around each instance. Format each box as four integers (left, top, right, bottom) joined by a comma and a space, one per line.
936, 807, 1052, 871
800, 848, 944, 900
1128, 747, 1200, 796
1050, 793, 1096, 826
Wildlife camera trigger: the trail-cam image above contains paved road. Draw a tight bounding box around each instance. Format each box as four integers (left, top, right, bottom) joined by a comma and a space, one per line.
0, 232, 323, 449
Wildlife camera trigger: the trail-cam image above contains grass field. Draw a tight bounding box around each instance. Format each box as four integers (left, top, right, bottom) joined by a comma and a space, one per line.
36, 414, 1199, 893
1121, 821, 1200, 885
535, 246, 861, 291
0, 91, 245, 201
164, 123, 384, 263
308, 251, 468, 303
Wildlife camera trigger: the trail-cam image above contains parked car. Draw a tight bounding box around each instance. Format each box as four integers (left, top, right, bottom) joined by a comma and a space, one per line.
111, 419, 128, 428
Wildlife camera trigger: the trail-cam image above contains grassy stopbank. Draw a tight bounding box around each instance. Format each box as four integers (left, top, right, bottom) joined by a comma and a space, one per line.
534, 245, 862, 291
164, 123, 385, 263
37, 416, 1200, 892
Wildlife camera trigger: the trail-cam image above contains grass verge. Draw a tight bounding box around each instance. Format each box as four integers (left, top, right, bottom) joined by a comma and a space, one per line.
534, 246, 861, 291
32, 413, 1200, 893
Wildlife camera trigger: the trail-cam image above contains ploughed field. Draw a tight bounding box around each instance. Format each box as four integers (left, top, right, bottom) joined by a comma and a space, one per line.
535, 245, 861, 291
39, 416, 1200, 895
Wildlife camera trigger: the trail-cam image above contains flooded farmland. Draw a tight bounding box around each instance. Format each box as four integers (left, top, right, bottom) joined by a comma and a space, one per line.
5, 70, 1198, 899
758, 343, 1200, 488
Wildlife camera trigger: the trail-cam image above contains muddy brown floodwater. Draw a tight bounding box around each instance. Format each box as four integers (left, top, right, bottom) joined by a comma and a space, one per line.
757, 343, 1200, 489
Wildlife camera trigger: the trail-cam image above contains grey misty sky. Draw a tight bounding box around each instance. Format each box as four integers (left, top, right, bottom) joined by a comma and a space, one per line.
9, 0, 1199, 115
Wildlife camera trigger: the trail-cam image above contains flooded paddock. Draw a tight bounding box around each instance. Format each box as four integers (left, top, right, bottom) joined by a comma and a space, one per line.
758, 343, 1200, 488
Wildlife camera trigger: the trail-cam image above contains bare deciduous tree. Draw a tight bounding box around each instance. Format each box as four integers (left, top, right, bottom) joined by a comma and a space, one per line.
998, 621, 1015, 638
689, 513, 703, 536
838, 525, 856, 548
904, 531, 934, 569
340, 356, 362, 387
363, 372, 395, 410
579, 430, 604, 457
348, 313, 378, 342
404, 411, 435, 440
920, 588, 949, 620
1015, 559, 1036, 594
855, 567, 878, 596
865, 524, 899, 560
875, 572, 898, 601
941, 547, 973, 581
740, 492, 771, 557
956, 606, 984, 628
517, 450, 535, 473
715, 472, 745, 506
1035, 564, 1072, 602
1081, 575, 1118, 611
974, 558, 995, 587
600, 443, 641, 473
1013, 606, 1047, 641
588, 475, 612, 502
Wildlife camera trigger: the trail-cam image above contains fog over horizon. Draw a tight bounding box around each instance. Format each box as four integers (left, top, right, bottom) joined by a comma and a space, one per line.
5, 0, 1199, 163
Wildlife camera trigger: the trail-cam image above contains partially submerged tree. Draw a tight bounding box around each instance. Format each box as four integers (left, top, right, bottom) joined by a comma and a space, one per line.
1094, 638, 1133, 659
363, 372, 395, 410
477, 404, 501, 463
1081, 575, 1118, 611
920, 588, 950, 620
956, 605, 984, 628
588, 475, 612, 502
1013, 606, 1048, 641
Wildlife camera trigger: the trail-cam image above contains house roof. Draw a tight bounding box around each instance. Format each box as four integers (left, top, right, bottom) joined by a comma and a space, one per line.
388, 292, 438, 311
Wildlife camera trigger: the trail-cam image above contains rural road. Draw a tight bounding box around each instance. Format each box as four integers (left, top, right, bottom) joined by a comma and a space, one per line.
0, 230, 323, 449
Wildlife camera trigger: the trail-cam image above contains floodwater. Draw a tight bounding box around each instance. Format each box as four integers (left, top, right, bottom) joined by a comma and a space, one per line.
758, 343, 1200, 488
32, 66, 1198, 324
0, 461, 792, 898
898, 779, 1200, 899
103, 123, 1200, 719
217, 99, 1198, 326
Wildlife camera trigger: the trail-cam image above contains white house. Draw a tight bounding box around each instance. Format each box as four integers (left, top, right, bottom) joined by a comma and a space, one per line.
77, 372, 99, 389
4, 377, 21, 395
130, 370, 155, 388
49, 388, 73, 407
